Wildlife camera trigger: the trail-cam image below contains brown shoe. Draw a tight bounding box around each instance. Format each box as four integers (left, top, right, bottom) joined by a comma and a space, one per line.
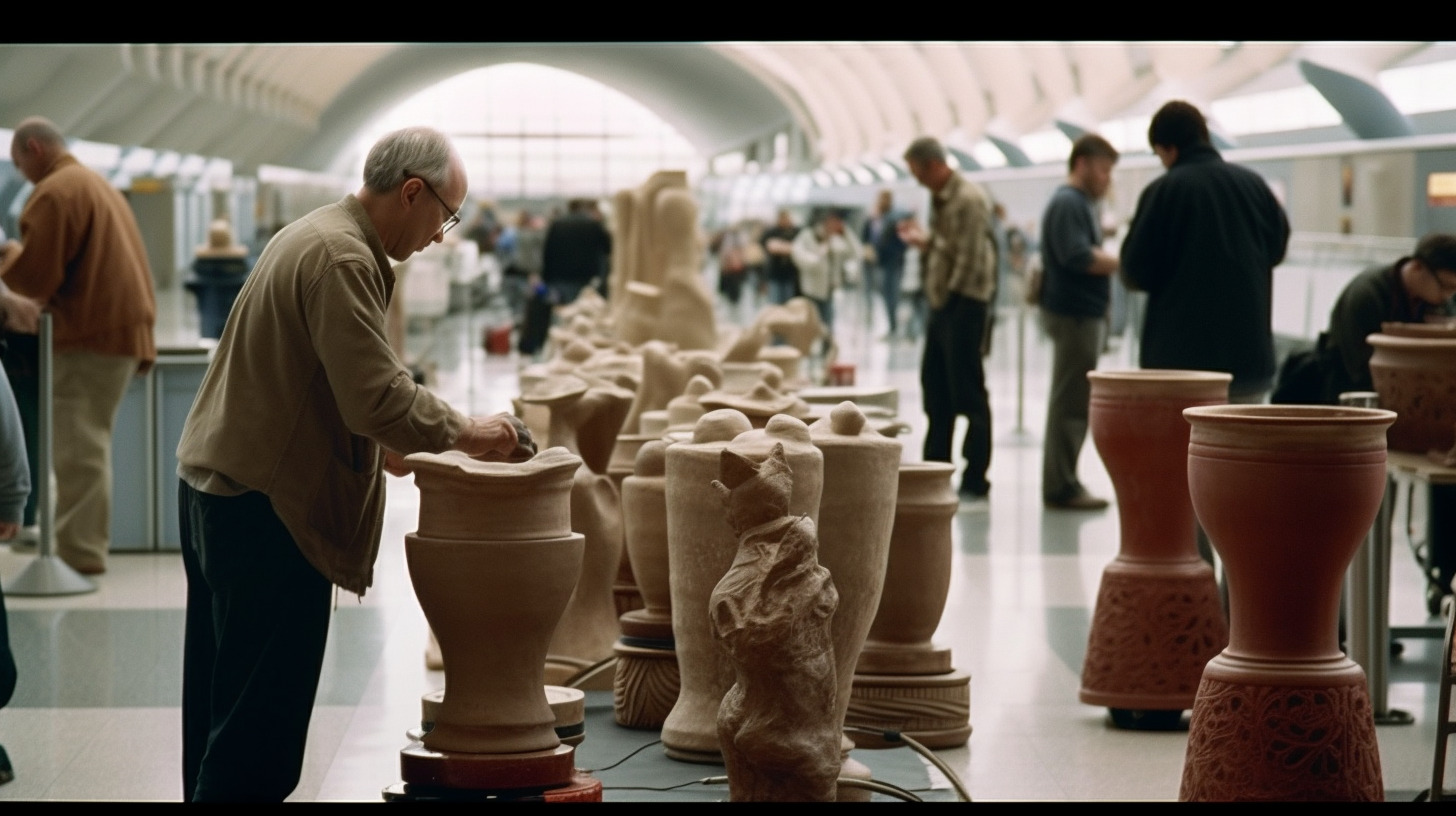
1045, 492, 1110, 511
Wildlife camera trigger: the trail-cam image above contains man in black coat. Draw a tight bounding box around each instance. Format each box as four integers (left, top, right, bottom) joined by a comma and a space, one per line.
541, 198, 612, 305
1121, 100, 1291, 403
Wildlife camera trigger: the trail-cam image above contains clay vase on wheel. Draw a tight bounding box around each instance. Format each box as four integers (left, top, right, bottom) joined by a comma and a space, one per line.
404, 447, 585, 755
1179, 405, 1395, 802
1080, 370, 1230, 730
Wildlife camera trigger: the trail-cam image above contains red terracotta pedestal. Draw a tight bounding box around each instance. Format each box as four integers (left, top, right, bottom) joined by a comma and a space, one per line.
1179, 405, 1395, 802
1079, 370, 1230, 729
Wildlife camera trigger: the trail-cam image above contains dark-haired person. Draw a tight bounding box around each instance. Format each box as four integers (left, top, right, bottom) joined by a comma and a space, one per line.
1121, 100, 1291, 404
175, 126, 535, 801
1037, 133, 1120, 511
1308, 233, 1456, 614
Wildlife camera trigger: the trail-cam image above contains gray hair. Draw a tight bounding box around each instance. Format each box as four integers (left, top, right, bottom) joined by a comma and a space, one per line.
362, 126, 454, 193
12, 116, 66, 150
903, 136, 947, 165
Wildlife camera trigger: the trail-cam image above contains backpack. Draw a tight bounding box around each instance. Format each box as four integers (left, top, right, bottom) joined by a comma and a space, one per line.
1270, 334, 1335, 406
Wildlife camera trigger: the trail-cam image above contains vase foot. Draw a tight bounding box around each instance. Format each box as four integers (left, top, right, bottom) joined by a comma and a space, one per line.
1106, 708, 1187, 731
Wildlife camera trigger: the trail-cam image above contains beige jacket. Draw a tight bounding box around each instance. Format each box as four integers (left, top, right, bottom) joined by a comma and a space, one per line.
177, 195, 466, 595
921, 172, 998, 310
4, 155, 156, 369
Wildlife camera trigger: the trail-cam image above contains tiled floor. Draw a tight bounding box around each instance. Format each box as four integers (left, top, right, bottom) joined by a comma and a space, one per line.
0, 277, 1448, 801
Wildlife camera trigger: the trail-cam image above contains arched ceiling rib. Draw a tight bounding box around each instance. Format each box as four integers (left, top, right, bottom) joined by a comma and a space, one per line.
0, 42, 1446, 180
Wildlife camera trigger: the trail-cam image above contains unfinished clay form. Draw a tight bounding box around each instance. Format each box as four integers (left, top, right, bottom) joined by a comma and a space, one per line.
700, 381, 812, 429
614, 439, 681, 729
654, 188, 718, 351
711, 443, 840, 802
1179, 405, 1393, 802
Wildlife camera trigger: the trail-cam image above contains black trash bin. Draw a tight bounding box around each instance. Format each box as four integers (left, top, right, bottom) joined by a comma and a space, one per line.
185, 254, 250, 339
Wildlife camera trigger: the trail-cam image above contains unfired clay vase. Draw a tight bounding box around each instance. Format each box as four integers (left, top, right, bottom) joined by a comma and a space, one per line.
615, 280, 662, 347
614, 439, 681, 729
1080, 370, 1231, 728
401, 447, 584, 791
520, 376, 634, 690
848, 461, 971, 750
1179, 405, 1394, 802
1379, 320, 1456, 339
711, 443, 840, 802
661, 410, 822, 762
1367, 331, 1456, 455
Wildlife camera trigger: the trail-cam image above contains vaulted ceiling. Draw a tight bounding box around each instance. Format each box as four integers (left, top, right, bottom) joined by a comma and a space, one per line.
0, 42, 1443, 177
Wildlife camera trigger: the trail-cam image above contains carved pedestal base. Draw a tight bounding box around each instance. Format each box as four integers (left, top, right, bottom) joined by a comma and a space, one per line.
390, 743, 600, 802
844, 670, 972, 749
1180, 657, 1382, 802
1079, 561, 1226, 715
613, 641, 680, 729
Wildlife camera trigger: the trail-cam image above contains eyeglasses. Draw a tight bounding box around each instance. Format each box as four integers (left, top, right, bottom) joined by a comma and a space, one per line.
1430, 267, 1456, 295
404, 170, 461, 235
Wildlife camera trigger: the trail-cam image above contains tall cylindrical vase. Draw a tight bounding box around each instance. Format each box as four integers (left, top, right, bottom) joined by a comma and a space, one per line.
1179, 405, 1395, 802
1080, 370, 1230, 729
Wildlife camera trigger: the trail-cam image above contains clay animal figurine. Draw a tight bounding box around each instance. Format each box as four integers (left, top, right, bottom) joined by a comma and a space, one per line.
709, 442, 840, 802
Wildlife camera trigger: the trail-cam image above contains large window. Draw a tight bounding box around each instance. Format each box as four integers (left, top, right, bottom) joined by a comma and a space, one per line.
351, 63, 702, 202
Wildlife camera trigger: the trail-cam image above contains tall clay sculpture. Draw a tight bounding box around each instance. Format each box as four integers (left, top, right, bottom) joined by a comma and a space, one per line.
1179, 405, 1394, 802
654, 187, 719, 351
613, 439, 681, 729
1080, 370, 1230, 730
711, 443, 840, 802
392, 447, 600, 801
521, 375, 634, 690
848, 460, 971, 749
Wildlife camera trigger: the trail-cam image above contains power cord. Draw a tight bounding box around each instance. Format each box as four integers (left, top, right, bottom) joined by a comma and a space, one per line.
843, 726, 972, 802
562, 655, 618, 689
697, 774, 924, 802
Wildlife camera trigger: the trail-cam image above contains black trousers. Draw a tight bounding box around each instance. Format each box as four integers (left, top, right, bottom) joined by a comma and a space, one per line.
921, 294, 993, 495
180, 481, 332, 802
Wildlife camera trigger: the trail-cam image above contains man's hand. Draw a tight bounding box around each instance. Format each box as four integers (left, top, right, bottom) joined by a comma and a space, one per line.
383, 448, 412, 477
0, 521, 18, 540
898, 219, 927, 250
0, 290, 41, 334
459, 412, 537, 462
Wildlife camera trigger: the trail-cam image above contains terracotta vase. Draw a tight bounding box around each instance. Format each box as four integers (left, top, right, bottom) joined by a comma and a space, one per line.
660, 410, 818, 763
614, 439, 681, 729
404, 447, 584, 756
1179, 405, 1395, 802
1367, 331, 1456, 455
1079, 370, 1231, 728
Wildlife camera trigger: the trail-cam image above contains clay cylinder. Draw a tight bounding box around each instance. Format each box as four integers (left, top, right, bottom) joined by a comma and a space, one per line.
620, 439, 673, 642
1367, 332, 1456, 454
405, 448, 585, 755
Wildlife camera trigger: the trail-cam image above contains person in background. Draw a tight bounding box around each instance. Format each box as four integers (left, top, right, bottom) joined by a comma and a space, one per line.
862, 190, 911, 340
760, 209, 802, 305
0, 116, 156, 576
791, 209, 862, 358
1120, 100, 1290, 404
540, 198, 612, 305
0, 322, 30, 786
1037, 133, 1121, 511
1288, 233, 1456, 614
900, 136, 1000, 501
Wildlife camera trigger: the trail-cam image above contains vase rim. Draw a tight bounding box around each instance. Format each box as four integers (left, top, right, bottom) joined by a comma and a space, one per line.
1183, 404, 1397, 426
406, 446, 583, 483
1090, 369, 1233, 383
1367, 331, 1456, 348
